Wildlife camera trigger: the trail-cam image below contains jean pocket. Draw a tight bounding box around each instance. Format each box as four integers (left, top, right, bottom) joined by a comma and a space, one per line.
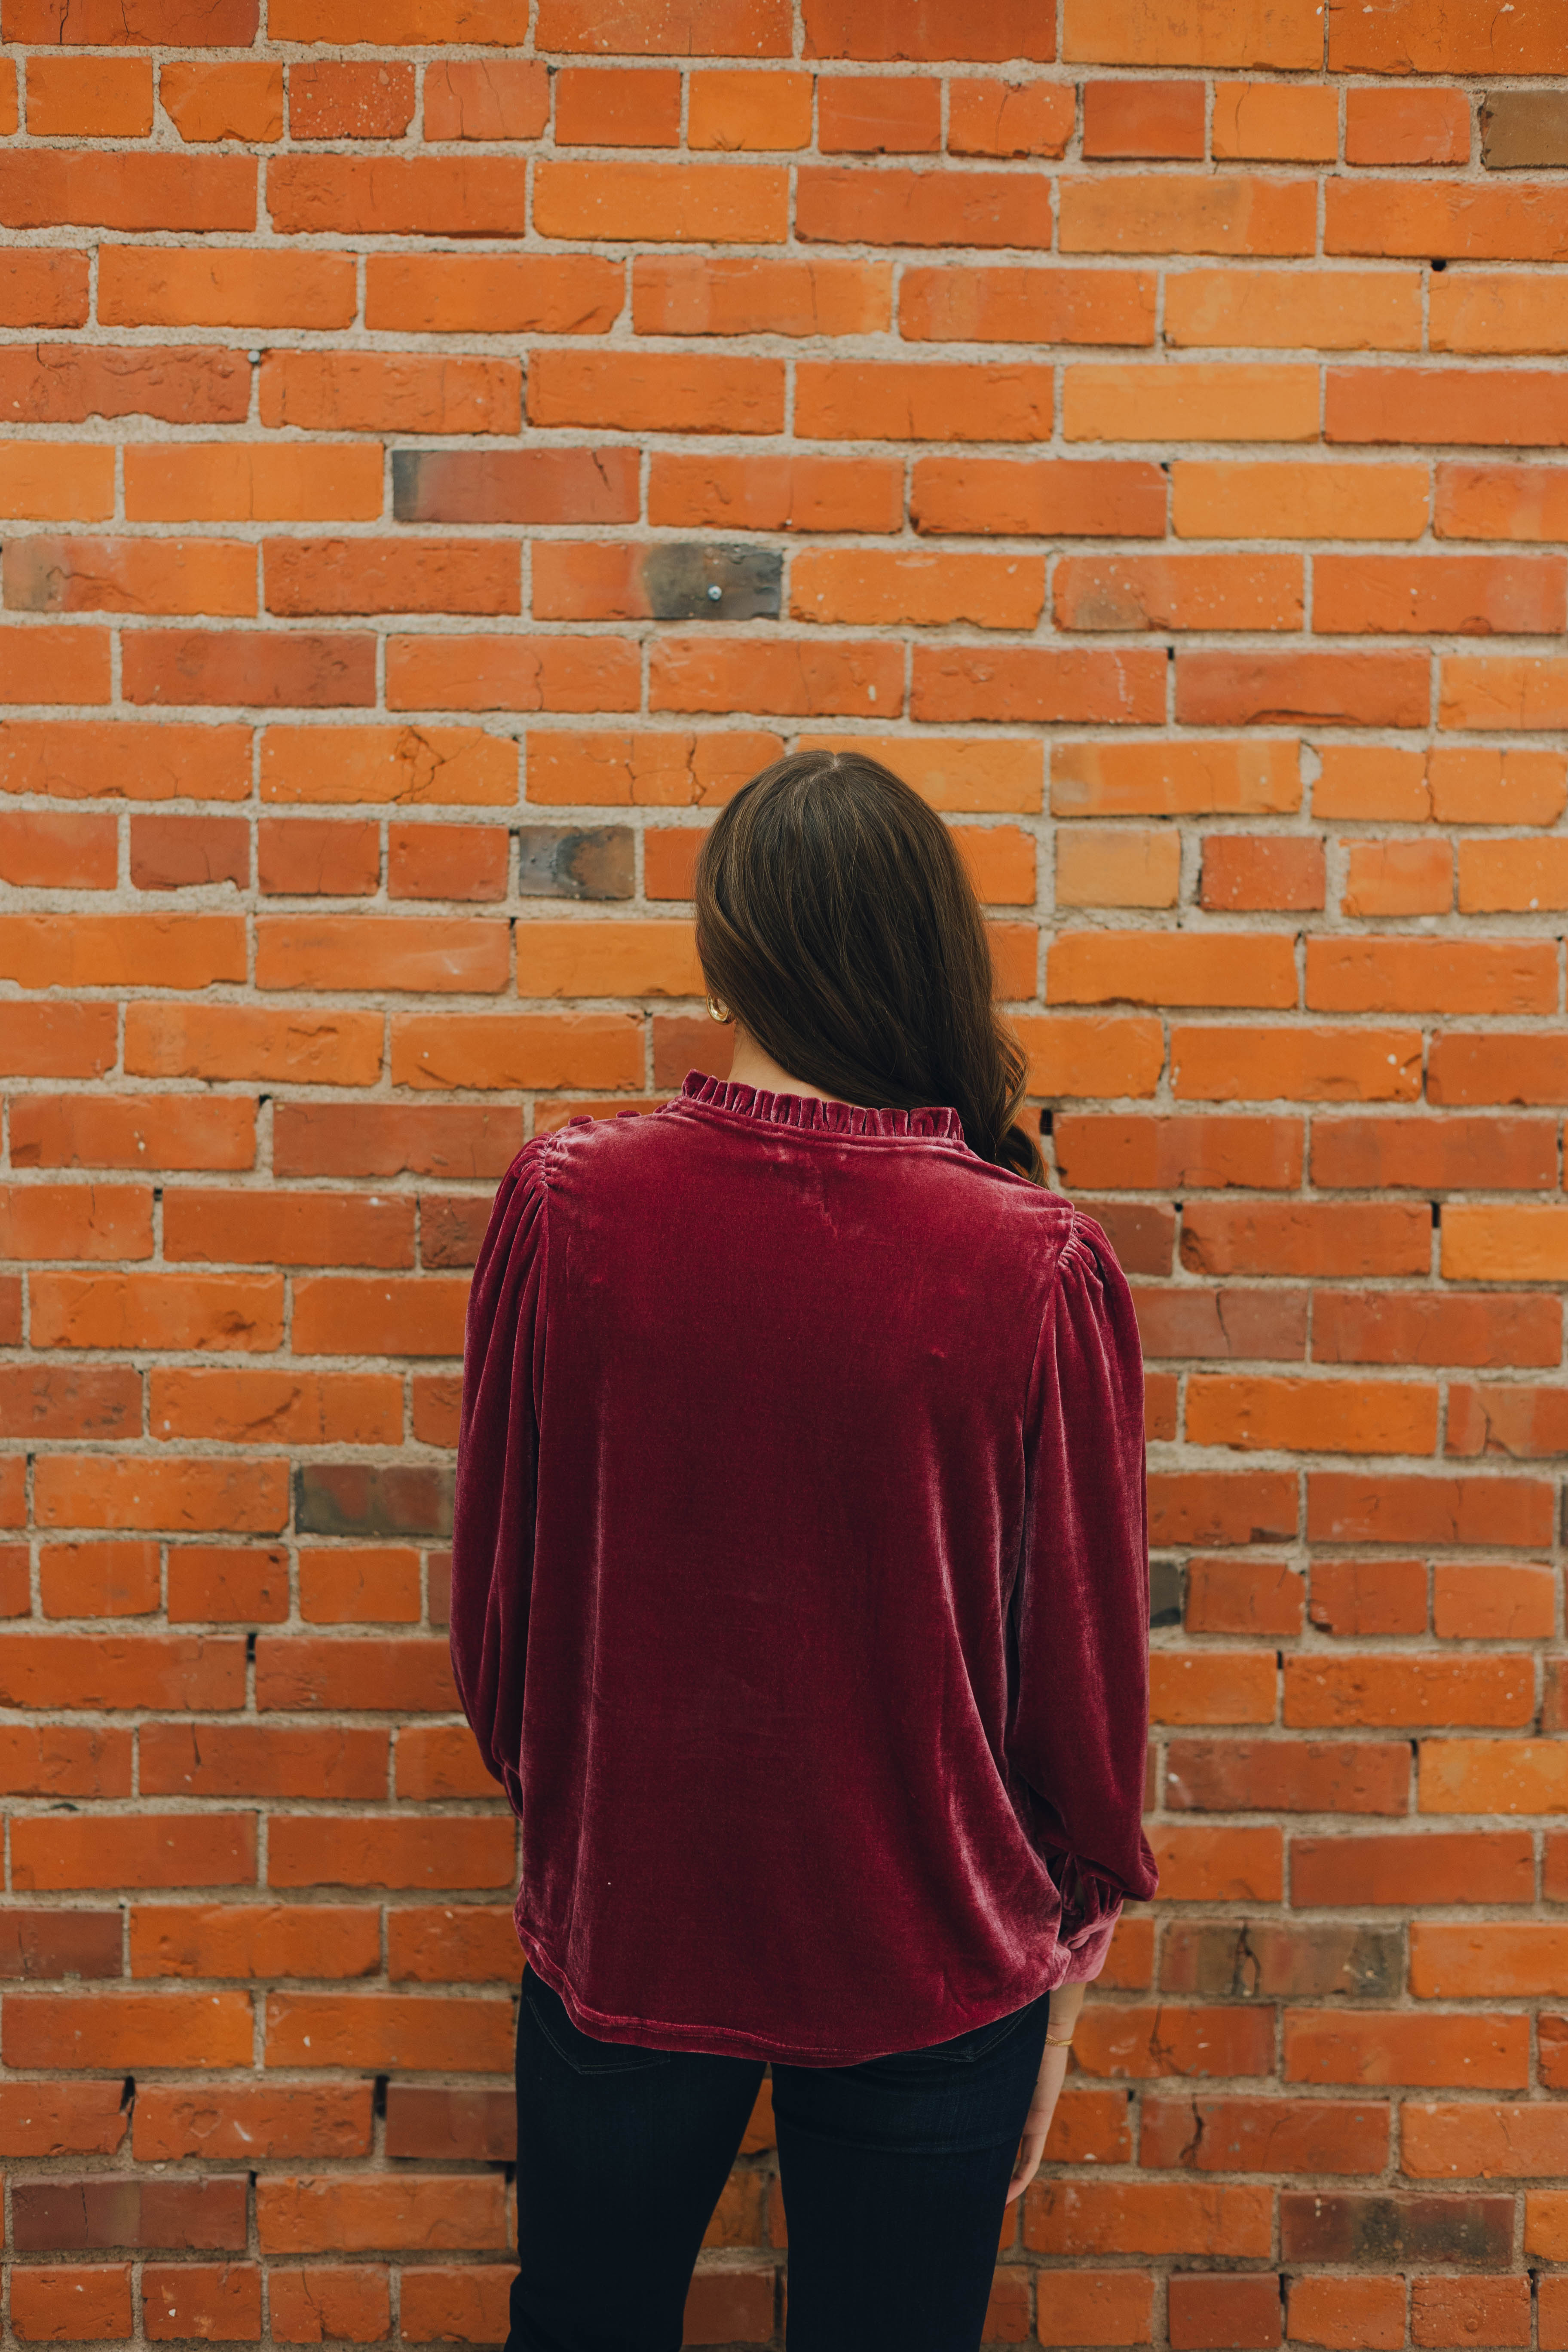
920, 1996, 1039, 2068
524, 1977, 672, 2077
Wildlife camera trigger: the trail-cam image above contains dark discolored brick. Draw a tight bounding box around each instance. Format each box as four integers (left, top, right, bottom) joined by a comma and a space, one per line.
1074, 1199, 1174, 1277
515, 825, 634, 902
1132, 1285, 1310, 1363
1148, 1557, 1184, 1629
294, 1463, 454, 1540
385, 2084, 514, 2163
1162, 1922, 1403, 2002
641, 543, 781, 622
12, 2176, 247, 2254
1480, 91, 1568, 168
392, 447, 638, 526
272, 1105, 522, 1181
0, 1908, 122, 1980
419, 1196, 494, 1270
1279, 2192, 1512, 2267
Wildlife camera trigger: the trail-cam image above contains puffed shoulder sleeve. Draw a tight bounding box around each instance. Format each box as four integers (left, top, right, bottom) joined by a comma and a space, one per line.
448, 1138, 552, 1813
1008, 1211, 1158, 1980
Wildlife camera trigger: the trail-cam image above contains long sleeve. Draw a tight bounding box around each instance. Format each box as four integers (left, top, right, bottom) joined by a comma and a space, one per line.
1009, 1210, 1158, 1981
449, 1139, 551, 1813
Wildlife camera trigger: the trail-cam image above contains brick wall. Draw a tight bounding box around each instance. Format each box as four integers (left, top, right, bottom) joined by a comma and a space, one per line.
3, 0, 1568, 2345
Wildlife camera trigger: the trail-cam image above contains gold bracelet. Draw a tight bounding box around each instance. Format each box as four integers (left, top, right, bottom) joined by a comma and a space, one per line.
1043, 2030, 1074, 2048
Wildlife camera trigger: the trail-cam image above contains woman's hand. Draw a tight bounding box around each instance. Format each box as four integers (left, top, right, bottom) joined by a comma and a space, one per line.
1006, 1981, 1086, 2207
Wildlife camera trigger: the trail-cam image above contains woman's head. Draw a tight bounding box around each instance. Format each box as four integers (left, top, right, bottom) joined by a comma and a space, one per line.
693, 747, 1044, 1184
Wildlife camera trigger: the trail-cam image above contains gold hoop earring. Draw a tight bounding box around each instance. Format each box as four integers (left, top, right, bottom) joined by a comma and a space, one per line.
707, 998, 731, 1024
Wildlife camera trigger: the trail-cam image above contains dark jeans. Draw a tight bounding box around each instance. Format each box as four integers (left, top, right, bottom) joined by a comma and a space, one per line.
508, 1967, 1053, 2352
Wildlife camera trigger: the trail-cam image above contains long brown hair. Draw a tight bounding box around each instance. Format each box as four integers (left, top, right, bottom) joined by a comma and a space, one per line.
693, 747, 1045, 1184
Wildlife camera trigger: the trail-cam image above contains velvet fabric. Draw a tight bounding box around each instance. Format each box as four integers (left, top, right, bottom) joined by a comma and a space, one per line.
450, 1071, 1157, 2067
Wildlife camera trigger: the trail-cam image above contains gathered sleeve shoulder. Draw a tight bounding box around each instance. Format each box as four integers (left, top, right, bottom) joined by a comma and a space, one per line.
448, 1136, 554, 1813
1008, 1210, 1158, 1979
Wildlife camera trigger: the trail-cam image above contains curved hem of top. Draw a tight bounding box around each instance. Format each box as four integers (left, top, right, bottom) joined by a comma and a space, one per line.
673, 1069, 968, 1147
517, 1925, 1069, 2070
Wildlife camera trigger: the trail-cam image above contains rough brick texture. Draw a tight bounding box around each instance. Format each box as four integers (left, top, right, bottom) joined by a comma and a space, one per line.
1, 8, 1566, 2348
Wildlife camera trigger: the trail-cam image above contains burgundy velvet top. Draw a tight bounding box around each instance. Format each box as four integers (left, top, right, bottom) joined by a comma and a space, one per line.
450, 1070, 1157, 2067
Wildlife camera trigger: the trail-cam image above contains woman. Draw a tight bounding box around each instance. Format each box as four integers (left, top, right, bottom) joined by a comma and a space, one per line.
450, 748, 1156, 2352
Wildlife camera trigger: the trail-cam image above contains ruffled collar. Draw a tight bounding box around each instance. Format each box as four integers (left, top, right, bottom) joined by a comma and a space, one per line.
677, 1070, 965, 1143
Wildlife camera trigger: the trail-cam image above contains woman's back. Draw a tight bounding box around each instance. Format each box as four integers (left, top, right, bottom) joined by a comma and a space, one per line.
450, 1069, 1155, 2066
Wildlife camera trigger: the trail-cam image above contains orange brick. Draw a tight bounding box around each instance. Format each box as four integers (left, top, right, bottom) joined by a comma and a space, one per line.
900, 264, 1155, 347
818, 74, 940, 153
1438, 460, 1568, 542
1287, 2277, 1405, 2352
125, 442, 382, 524
5, 534, 254, 618
791, 548, 1043, 629
1063, 0, 1324, 69
1164, 268, 1421, 351
1212, 82, 1338, 162
27, 57, 153, 137
1173, 459, 1427, 540
1314, 553, 1566, 636
99, 248, 354, 331
1061, 175, 1316, 257
1342, 840, 1453, 918
947, 79, 1075, 160
534, 159, 786, 242
1054, 828, 1180, 910
1053, 738, 1299, 818
1328, 366, 1568, 449
1049, 931, 1296, 1010
1056, 553, 1302, 632
1328, 181, 1568, 264
162, 62, 282, 143
686, 69, 812, 151
1065, 363, 1319, 442
1345, 87, 1471, 165
1431, 273, 1568, 356
1185, 1375, 1438, 1456
634, 254, 889, 337
1170, 1025, 1429, 1105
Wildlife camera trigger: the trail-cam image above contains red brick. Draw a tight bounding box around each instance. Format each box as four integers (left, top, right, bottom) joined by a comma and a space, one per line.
1168, 2275, 1281, 2352
913, 456, 1164, 539
260, 352, 519, 436
422, 60, 548, 141
635, 255, 889, 337
1143, 2096, 1387, 2175
1285, 2010, 1528, 2091
10, 2268, 132, 2343
0, 154, 254, 233
1291, 1829, 1532, 1908
797, 165, 1050, 249
1083, 80, 1204, 159
143, 2264, 261, 2342
9, 0, 257, 33
265, 2269, 390, 2345
1346, 89, 1473, 166
534, 158, 786, 242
